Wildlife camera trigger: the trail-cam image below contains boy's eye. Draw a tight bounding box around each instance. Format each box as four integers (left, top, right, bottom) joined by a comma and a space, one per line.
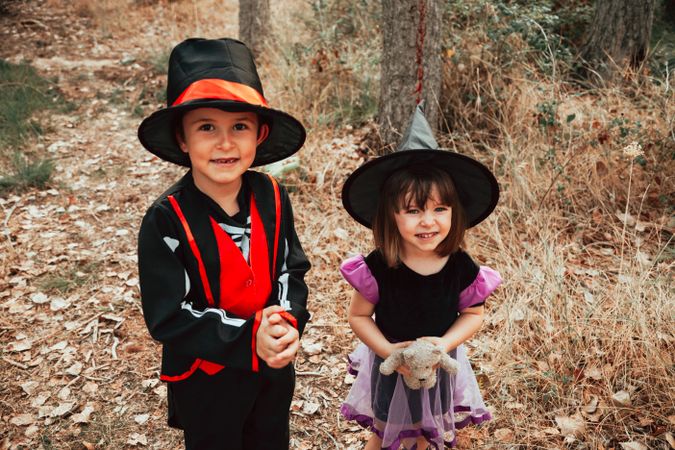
198, 123, 215, 132
233, 123, 249, 131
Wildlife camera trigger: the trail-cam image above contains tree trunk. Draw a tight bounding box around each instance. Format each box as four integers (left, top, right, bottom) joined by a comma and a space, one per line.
580, 0, 656, 79
378, 0, 442, 154
238, 0, 270, 59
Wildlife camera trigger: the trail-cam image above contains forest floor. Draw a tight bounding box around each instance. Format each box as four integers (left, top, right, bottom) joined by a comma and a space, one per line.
1, 1, 673, 450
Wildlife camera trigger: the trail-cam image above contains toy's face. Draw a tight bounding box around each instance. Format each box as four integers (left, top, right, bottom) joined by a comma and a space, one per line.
403, 349, 439, 388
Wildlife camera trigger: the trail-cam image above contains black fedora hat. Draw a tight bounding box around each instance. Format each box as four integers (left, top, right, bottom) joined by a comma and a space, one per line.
138, 38, 306, 167
342, 103, 499, 228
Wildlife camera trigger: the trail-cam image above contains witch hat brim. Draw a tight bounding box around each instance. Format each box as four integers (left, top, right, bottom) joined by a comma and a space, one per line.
138, 99, 306, 167
342, 104, 499, 228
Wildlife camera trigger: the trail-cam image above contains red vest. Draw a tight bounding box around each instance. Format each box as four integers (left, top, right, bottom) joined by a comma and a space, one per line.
166, 187, 278, 377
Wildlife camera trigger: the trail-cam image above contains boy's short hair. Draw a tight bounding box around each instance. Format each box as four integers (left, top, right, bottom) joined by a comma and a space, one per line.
372, 164, 467, 267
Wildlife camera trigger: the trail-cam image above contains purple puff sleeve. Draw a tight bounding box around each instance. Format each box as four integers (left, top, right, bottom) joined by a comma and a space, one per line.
458, 266, 501, 311
340, 255, 379, 304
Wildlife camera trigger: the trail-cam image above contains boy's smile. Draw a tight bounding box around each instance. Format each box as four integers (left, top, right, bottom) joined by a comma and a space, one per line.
178, 107, 261, 200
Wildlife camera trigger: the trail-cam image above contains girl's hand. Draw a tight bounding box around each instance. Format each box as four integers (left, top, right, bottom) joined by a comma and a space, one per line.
419, 336, 451, 353
382, 341, 411, 359
383, 341, 412, 377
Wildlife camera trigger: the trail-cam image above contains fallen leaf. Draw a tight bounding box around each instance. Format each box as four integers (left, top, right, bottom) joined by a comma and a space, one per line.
302, 401, 320, 415
664, 432, 674, 449
620, 442, 648, 450
20, 381, 39, 395
50, 402, 75, 417
127, 433, 147, 446
555, 414, 586, 437
10, 413, 35, 426
612, 390, 631, 407
494, 428, 514, 442
134, 413, 149, 425
30, 292, 49, 304
72, 405, 95, 424
301, 340, 322, 356
66, 362, 83, 376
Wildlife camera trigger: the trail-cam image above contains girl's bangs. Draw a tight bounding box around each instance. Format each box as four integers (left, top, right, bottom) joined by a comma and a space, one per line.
395, 170, 458, 210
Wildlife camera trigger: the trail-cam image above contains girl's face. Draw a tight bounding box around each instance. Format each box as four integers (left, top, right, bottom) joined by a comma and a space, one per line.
394, 187, 453, 258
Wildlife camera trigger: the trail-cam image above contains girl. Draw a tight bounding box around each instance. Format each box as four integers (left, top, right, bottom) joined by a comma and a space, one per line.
339, 104, 501, 449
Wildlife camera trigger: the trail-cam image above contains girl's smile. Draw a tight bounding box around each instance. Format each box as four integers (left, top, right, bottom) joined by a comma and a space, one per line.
394, 187, 453, 258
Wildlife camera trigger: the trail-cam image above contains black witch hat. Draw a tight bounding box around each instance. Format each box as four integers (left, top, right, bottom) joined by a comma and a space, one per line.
342, 103, 499, 228
138, 38, 305, 167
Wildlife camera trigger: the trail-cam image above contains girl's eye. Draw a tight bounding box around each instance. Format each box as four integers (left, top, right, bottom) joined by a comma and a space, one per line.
406, 208, 420, 214
435, 206, 448, 212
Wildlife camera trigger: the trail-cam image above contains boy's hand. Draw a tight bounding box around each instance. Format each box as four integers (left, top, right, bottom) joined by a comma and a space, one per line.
256, 306, 298, 369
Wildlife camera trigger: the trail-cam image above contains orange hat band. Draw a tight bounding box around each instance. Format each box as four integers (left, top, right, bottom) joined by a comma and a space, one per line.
172, 79, 269, 107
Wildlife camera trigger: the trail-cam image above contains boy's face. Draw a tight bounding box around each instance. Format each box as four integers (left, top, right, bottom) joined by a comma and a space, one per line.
177, 108, 260, 195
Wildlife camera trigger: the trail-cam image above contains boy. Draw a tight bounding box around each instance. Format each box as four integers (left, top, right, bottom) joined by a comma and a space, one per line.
137, 38, 310, 450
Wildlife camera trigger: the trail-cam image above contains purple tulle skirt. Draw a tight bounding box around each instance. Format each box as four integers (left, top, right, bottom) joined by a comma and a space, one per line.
340, 344, 491, 449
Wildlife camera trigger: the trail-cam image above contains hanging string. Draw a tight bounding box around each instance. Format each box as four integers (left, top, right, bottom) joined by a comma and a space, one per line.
414, 0, 427, 104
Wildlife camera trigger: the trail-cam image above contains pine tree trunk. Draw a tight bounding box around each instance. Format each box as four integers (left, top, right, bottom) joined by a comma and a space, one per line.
378, 0, 442, 154
580, 0, 656, 79
238, 0, 270, 59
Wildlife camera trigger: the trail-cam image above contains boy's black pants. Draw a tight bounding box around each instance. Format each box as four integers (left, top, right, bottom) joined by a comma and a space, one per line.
167, 365, 295, 450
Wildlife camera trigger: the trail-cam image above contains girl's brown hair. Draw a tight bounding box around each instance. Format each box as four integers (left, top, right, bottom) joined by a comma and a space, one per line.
372, 164, 467, 267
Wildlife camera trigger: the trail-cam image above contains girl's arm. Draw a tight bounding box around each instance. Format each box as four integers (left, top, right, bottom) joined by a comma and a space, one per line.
423, 305, 485, 353
348, 290, 409, 360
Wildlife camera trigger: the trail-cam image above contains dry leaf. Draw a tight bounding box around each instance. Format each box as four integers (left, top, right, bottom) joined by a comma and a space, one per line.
30, 292, 49, 304
50, 402, 75, 417
127, 433, 147, 446
72, 405, 95, 424
134, 413, 150, 425
302, 401, 320, 415
10, 413, 35, 426
612, 390, 631, 406
494, 428, 514, 442
65, 362, 83, 376
555, 414, 586, 437
20, 381, 39, 395
665, 432, 674, 449
585, 366, 603, 380
620, 442, 648, 450
301, 340, 323, 355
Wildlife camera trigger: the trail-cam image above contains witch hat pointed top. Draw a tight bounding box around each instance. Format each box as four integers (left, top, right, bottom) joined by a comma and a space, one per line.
342, 103, 499, 228
396, 102, 439, 151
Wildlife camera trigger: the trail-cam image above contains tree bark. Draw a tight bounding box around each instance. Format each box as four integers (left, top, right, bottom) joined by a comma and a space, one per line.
238, 0, 270, 59
580, 0, 656, 79
379, 0, 442, 154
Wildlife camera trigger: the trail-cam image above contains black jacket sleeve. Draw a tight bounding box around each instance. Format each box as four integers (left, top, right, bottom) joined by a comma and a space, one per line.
138, 203, 258, 370
274, 184, 311, 336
